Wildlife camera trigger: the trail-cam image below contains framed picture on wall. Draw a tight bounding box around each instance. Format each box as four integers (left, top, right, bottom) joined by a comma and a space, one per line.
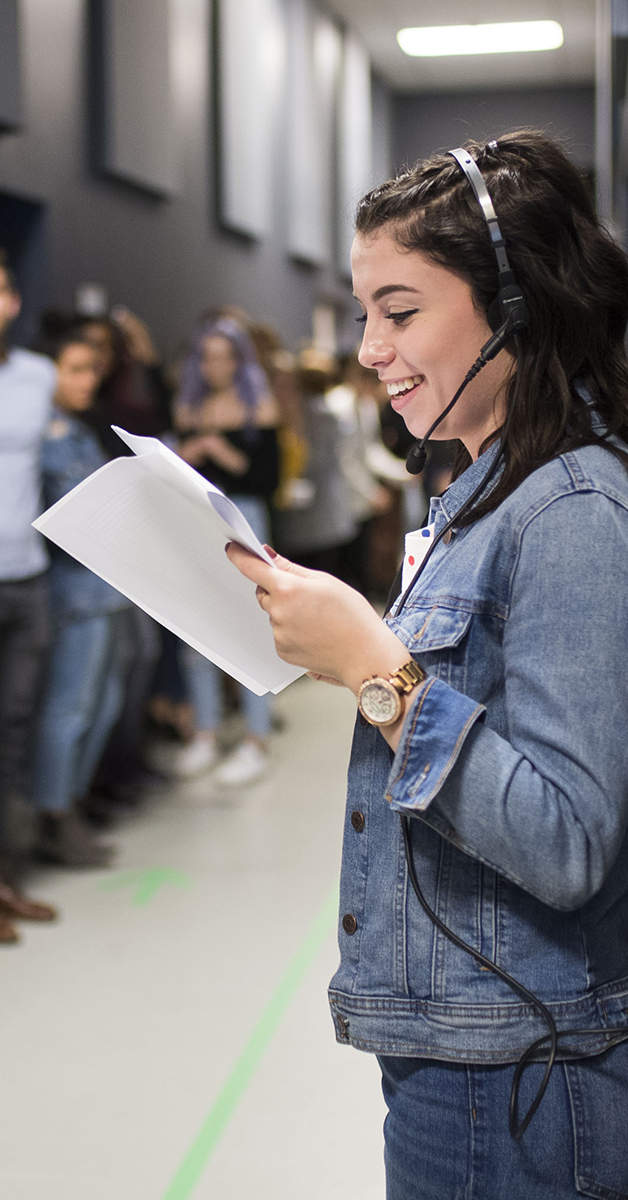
338, 32, 373, 276
0, 0, 23, 133
88, 0, 179, 197
286, 0, 341, 265
215, 0, 285, 238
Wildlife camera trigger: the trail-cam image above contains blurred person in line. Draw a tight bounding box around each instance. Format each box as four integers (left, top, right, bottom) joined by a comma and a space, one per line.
325, 353, 401, 596
247, 322, 311, 515
79, 307, 172, 438
273, 347, 358, 575
78, 307, 170, 797
179, 311, 311, 516
0, 250, 58, 944
31, 323, 131, 866
147, 305, 255, 748
173, 316, 280, 785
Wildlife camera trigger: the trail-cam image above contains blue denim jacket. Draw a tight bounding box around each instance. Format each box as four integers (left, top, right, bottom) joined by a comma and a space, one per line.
329, 440, 628, 1063
42, 412, 130, 620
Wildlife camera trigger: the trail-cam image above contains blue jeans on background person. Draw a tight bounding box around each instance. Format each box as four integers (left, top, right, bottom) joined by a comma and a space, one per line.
184, 649, 272, 737
31, 610, 128, 811
183, 494, 272, 740
378, 1042, 628, 1200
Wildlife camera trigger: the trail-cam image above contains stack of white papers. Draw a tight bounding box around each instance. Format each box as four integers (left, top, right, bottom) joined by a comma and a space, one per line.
33, 428, 305, 696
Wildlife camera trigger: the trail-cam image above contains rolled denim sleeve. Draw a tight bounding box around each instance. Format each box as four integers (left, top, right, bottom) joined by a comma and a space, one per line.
385, 490, 628, 911
385, 677, 485, 808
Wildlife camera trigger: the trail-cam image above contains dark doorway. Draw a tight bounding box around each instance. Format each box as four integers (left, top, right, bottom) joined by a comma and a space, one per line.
0, 192, 47, 348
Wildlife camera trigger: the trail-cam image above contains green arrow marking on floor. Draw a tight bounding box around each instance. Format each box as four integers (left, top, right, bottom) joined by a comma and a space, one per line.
160, 885, 338, 1200
100, 868, 190, 906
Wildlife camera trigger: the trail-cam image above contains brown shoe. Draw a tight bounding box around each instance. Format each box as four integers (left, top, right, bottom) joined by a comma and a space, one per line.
0, 913, 19, 944
0, 879, 58, 922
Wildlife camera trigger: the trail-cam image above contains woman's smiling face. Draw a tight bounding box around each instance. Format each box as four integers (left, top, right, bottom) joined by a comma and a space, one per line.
352, 229, 514, 460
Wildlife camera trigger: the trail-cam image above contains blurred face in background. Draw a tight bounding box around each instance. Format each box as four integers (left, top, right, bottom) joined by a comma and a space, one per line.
55, 342, 100, 413
82, 320, 116, 381
0, 266, 20, 345
201, 334, 238, 392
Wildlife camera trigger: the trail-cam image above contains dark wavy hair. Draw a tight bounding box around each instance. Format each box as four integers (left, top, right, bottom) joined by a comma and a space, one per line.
355, 129, 628, 523
36, 309, 92, 361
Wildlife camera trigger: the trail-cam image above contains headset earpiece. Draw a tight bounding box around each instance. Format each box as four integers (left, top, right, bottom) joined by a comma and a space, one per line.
487, 297, 501, 332
488, 284, 528, 339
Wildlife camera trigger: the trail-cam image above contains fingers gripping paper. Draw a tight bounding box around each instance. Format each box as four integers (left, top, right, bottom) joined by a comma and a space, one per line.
32, 428, 304, 695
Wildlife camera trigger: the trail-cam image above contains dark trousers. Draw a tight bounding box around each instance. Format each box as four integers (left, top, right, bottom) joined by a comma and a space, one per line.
0, 574, 49, 857
95, 606, 160, 784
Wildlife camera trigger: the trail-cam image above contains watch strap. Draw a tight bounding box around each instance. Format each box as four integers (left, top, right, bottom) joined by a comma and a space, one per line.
388, 659, 426, 695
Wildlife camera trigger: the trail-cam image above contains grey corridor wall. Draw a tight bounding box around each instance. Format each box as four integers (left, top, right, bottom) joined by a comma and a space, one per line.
0, 0, 596, 360
0, 0, 392, 357
393, 87, 595, 174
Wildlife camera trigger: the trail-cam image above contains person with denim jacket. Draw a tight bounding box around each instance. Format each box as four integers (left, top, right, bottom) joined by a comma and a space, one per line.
227, 131, 628, 1197
32, 328, 131, 867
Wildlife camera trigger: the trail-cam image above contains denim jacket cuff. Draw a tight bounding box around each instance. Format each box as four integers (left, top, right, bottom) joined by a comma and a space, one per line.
385, 677, 486, 812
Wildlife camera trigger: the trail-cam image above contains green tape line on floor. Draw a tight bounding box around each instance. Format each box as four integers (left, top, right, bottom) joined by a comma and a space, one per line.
161, 886, 339, 1200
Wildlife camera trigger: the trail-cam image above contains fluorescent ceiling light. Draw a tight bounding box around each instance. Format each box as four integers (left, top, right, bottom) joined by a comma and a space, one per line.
397, 20, 564, 57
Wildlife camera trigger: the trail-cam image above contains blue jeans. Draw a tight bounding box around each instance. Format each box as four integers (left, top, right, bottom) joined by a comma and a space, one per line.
184, 495, 271, 739
378, 1043, 628, 1199
31, 610, 127, 811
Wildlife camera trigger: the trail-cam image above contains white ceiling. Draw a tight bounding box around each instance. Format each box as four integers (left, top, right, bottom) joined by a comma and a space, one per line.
324, 0, 596, 92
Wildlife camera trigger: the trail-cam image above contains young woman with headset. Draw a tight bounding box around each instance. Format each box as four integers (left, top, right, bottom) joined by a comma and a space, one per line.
227, 131, 628, 1198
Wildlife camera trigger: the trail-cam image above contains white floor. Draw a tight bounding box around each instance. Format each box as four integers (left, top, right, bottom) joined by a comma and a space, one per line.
0, 677, 386, 1200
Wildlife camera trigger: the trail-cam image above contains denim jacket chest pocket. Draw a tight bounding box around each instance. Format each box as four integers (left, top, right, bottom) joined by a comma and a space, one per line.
389, 589, 509, 713
389, 603, 475, 693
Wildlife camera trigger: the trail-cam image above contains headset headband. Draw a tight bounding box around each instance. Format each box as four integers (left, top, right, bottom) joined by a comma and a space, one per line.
448, 145, 528, 334
449, 147, 513, 278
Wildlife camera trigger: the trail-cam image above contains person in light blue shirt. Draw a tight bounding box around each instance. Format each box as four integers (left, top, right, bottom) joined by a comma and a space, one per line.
0, 342, 55, 580
227, 132, 628, 1196
0, 249, 57, 943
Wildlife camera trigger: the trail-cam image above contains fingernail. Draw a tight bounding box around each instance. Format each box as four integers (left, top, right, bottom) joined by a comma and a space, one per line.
263, 544, 278, 558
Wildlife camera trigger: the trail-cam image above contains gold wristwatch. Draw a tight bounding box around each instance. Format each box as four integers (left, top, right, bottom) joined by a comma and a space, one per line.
357, 660, 427, 728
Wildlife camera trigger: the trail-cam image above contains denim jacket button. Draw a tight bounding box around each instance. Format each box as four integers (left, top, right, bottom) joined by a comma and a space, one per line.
351, 811, 365, 832
342, 913, 358, 935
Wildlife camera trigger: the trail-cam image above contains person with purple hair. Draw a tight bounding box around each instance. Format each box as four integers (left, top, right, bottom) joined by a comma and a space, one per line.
174, 317, 280, 785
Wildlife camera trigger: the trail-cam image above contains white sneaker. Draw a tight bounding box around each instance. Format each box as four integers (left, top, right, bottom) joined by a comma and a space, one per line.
213, 741, 269, 787
174, 736, 219, 778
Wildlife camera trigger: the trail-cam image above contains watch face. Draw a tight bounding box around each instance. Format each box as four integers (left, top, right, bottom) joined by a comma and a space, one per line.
360, 681, 400, 725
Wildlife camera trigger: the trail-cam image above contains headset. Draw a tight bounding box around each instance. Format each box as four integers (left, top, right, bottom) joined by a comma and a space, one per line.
395, 146, 628, 1139
405, 144, 529, 475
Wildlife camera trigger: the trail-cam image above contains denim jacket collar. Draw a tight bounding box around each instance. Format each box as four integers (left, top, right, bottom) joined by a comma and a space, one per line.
433, 383, 603, 528
431, 440, 503, 527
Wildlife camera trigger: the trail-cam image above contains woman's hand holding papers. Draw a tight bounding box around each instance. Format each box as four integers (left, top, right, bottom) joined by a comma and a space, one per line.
225, 543, 410, 698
